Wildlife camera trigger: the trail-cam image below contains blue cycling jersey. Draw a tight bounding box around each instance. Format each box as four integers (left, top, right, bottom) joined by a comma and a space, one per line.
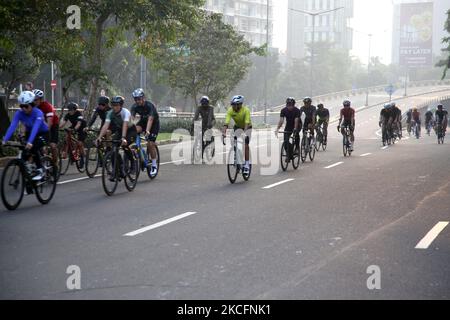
4, 107, 49, 144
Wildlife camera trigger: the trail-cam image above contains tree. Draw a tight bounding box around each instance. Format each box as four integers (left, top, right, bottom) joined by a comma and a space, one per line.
437, 9, 450, 79
150, 13, 263, 112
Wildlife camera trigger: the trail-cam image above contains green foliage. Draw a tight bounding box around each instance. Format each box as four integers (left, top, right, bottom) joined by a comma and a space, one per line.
437, 9, 450, 79
150, 13, 262, 111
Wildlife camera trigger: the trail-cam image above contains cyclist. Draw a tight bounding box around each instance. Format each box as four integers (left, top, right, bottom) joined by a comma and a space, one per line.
379, 103, 394, 139
275, 97, 300, 162
193, 96, 216, 149
315, 103, 330, 145
412, 107, 421, 137
131, 88, 160, 176
406, 108, 413, 135
86, 96, 111, 130
338, 100, 355, 151
299, 97, 316, 137
425, 108, 434, 134
95, 96, 137, 175
2, 91, 49, 181
59, 102, 87, 167
223, 95, 252, 175
33, 89, 59, 165
391, 102, 402, 139
434, 104, 448, 135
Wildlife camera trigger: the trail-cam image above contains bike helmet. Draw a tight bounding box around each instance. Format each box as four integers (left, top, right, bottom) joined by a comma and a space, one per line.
383, 103, 391, 109
343, 100, 351, 107
303, 97, 312, 103
32, 89, 44, 99
111, 95, 125, 105
200, 96, 210, 106
132, 88, 145, 98
317, 103, 324, 108
231, 95, 244, 105
286, 97, 296, 105
67, 102, 79, 111
18, 91, 35, 105
98, 96, 110, 105
437, 104, 443, 109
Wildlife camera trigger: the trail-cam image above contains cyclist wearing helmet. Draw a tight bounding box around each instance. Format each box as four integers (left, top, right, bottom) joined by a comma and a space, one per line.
223, 95, 252, 174
379, 103, 393, 127
315, 103, 330, 145
33, 89, 59, 164
87, 96, 111, 130
435, 104, 448, 133
276, 97, 300, 162
390, 102, 403, 139
131, 88, 159, 176
193, 96, 216, 148
406, 108, 413, 135
338, 100, 355, 151
425, 108, 434, 133
412, 107, 421, 136
299, 97, 316, 136
60, 102, 87, 167
2, 91, 49, 181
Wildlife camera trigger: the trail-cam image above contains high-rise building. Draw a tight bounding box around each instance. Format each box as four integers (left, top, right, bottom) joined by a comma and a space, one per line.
391, 0, 449, 66
203, 0, 273, 47
287, 0, 354, 61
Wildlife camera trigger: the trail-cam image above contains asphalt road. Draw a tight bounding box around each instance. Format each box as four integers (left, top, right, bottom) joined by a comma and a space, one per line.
1, 89, 450, 299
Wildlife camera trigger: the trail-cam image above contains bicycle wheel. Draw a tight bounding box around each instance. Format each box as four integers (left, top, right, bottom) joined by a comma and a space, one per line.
124, 149, 139, 192
315, 132, 322, 151
85, 147, 100, 178
59, 147, 70, 176
280, 142, 289, 172
227, 149, 239, 184
309, 137, 316, 162
343, 136, 348, 157
148, 145, 160, 180
203, 138, 215, 163
1, 159, 25, 211
102, 151, 119, 196
300, 136, 307, 163
322, 134, 327, 151
191, 138, 202, 164
292, 144, 300, 170
34, 156, 57, 205
75, 149, 86, 173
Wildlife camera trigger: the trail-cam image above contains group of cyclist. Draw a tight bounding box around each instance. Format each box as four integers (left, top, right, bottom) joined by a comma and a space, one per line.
404, 104, 448, 138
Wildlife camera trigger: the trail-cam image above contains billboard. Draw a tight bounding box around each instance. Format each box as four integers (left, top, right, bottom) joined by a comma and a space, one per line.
399, 2, 433, 68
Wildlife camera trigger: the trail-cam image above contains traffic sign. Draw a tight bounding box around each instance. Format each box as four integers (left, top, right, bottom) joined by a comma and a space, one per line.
51, 80, 57, 90
385, 84, 396, 96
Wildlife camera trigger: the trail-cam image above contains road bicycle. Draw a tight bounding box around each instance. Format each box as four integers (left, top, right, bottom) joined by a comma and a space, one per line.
191, 122, 215, 164
300, 128, 316, 163
101, 139, 139, 196
85, 129, 106, 178
279, 131, 300, 172
411, 120, 420, 139
60, 128, 85, 175
315, 123, 327, 151
130, 133, 160, 180
426, 121, 433, 136
341, 125, 353, 157
222, 132, 251, 184
1, 141, 57, 210
436, 123, 445, 144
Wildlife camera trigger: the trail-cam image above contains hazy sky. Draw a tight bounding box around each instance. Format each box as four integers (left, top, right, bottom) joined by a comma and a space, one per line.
273, 0, 394, 64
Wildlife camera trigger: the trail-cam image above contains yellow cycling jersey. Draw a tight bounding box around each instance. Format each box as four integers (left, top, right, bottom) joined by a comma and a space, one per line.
225, 106, 252, 129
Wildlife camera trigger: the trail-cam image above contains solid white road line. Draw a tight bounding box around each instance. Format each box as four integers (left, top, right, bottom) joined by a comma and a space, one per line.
262, 179, 295, 189
124, 211, 197, 237
325, 162, 344, 169
360, 153, 372, 157
415, 222, 449, 249
57, 175, 101, 185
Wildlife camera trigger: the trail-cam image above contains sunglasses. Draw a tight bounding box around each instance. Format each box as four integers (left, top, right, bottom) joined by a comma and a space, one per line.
20, 104, 31, 109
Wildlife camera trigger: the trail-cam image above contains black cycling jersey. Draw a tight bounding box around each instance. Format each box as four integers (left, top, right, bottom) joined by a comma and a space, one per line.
435, 110, 448, 122
194, 106, 215, 130
316, 108, 330, 120
425, 111, 433, 121
64, 111, 86, 129
299, 105, 317, 122
380, 108, 393, 121
131, 101, 159, 123
406, 110, 412, 121
88, 106, 111, 127
280, 106, 301, 132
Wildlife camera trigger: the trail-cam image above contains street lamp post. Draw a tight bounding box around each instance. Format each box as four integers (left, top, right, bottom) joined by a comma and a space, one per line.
264, 0, 269, 124
289, 6, 344, 98
365, 33, 372, 107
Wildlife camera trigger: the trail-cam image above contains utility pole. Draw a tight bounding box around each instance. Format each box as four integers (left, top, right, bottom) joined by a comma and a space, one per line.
289, 6, 345, 98
264, 0, 269, 124
365, 34, 372, 106
140, 32, 147, 91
